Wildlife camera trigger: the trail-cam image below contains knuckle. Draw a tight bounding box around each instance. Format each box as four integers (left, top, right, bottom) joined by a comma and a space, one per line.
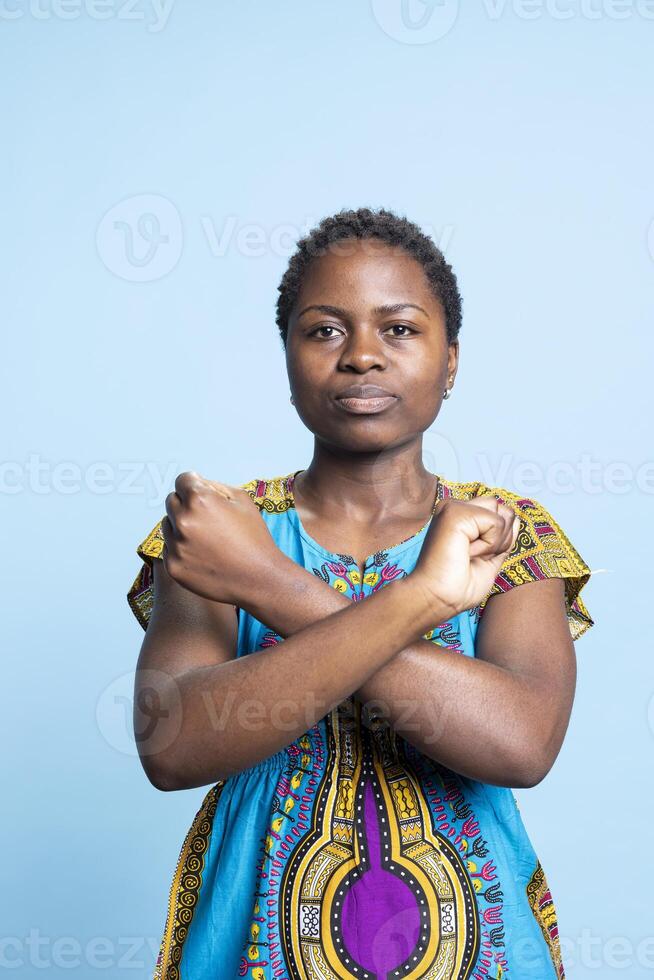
175, 513, 189, 535
476, 493, 500, 508
175, 470, 200, 492
437, 499, 458, 522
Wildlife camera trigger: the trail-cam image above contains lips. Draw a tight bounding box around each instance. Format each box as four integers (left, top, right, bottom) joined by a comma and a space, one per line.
335, 384, 398, 415
336, 384, 396, 399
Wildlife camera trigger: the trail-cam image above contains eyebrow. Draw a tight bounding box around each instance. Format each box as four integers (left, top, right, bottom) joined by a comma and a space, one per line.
296, 302, 429, 319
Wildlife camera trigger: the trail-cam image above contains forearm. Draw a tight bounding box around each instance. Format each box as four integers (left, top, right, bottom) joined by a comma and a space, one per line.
243, 556, 552, 788
353, 642, 554, 787
157, 574, 446, 790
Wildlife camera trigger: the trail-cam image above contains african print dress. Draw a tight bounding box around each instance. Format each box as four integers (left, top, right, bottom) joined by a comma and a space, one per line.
127, 470, 594, 980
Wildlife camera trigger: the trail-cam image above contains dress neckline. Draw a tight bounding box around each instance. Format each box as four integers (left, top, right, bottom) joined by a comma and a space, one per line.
286, 468, 445, 569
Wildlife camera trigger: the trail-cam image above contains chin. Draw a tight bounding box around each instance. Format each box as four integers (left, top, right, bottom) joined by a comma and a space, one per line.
324, 427, 409, 455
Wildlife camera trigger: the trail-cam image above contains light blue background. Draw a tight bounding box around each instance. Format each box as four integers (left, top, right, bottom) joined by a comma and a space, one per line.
3, 2, 652, 976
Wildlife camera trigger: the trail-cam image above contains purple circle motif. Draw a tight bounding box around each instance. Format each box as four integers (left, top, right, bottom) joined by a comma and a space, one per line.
339, 778, 422, 974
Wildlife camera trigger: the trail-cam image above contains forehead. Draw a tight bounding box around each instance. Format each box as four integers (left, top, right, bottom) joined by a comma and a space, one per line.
296, 239, 436, 308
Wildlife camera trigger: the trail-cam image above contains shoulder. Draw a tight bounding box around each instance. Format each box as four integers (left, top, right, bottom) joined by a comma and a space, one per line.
440, 475, 540, 510
441, 475, 587, 573
440, 476, 594, 640
445, 481, 588, 571
440, 476, 569, 539
238, 472, 296, 513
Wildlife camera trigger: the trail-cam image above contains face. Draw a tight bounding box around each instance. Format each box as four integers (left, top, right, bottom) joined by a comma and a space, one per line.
285, 238, 459, 454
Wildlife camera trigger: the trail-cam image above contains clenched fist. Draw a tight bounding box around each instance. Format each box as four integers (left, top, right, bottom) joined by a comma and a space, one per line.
413, 495, 521, 617
161, 471, 280, 606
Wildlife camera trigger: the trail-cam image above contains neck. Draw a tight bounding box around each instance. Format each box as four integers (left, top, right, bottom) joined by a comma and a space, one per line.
293, 439, 439, 524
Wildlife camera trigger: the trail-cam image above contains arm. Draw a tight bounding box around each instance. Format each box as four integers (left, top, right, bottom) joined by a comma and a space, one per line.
135, 552, 445, 792
244, 556, 577, 788
137, 473, 524, 791
247, 552, 576, 787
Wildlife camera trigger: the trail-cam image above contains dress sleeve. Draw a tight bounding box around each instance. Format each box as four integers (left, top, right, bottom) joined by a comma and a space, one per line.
477, 492, 595, 641
126, 519, 165, 631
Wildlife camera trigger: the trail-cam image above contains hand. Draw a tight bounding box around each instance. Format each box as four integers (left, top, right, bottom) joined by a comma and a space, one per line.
161, 471, 280, 605
412, 495, 520, 617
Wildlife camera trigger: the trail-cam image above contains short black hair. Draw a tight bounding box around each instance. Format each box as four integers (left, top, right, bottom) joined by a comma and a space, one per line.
275, 206, 462, 348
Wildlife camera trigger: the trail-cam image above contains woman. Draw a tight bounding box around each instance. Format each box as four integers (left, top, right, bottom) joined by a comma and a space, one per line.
127, 207, 593, 980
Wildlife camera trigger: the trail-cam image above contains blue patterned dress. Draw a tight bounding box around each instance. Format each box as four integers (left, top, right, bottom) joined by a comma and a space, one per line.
127, 469, 594, 980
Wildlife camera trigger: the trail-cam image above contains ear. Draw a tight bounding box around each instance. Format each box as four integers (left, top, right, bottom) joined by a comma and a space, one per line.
447, 340, 459, 383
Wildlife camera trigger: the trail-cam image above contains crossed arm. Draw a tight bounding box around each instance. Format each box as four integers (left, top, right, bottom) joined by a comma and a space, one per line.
139, 544, 576, 791
242, 558, 577, 789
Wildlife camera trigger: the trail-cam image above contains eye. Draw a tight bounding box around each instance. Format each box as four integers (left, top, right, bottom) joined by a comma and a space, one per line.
309, 324, 342, 339
385, 323, 417, 337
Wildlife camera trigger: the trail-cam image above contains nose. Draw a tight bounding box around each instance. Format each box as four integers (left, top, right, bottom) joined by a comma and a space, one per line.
337, 326, 388, 373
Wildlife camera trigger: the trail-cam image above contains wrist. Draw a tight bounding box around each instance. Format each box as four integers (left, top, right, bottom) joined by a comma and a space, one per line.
402, 572, 460, 632
237, 549, 308, 620
227, 546, 288, 613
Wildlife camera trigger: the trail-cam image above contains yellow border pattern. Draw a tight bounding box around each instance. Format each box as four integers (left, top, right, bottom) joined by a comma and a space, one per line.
526, 860, 566, 979
152, 782, 225, 980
